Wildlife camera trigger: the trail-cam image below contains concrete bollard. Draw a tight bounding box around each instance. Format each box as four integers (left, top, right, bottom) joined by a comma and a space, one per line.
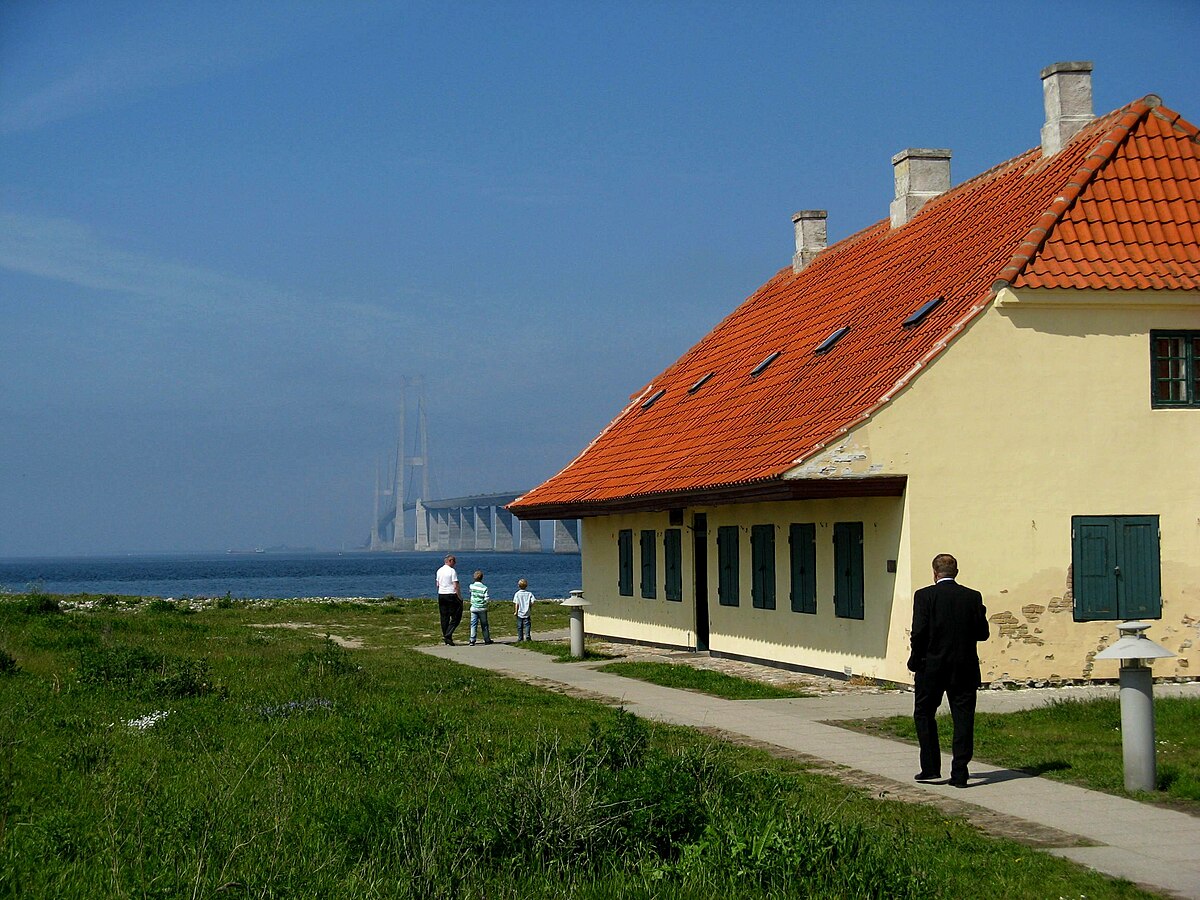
1095, 621, 1175, 792
561, 590, 590, 659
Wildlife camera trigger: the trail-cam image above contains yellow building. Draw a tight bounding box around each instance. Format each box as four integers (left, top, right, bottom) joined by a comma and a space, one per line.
512, 63, 1200, 685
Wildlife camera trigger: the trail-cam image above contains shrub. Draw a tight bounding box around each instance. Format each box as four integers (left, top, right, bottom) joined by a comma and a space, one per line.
153, 656, 217, 699
0, 648, 18, 676
78, 644, 159, 688
21, 590, 61, 615
296, 635, 360, 679
479, 710, 709, 872
77, 644, 222, 699
649, 802, 929, 897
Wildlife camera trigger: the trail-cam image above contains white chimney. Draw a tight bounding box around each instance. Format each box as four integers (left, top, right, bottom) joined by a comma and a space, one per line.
1041, 61, 1094, 156
890, 148, 951, 228
791, 210, 827, 272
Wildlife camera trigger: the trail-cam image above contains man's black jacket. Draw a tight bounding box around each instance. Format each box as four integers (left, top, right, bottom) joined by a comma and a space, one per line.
907, 579, 990, 687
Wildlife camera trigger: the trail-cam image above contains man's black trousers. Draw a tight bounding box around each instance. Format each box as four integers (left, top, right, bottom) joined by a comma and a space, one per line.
913, 672, 977, 780
438, 594, 463, 643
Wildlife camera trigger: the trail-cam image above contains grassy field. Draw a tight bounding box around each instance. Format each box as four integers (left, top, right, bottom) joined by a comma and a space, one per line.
0, 591, 1165, 898
518, 638, 618, 663
846, 696, 1200, 807
594, 661, 814, 700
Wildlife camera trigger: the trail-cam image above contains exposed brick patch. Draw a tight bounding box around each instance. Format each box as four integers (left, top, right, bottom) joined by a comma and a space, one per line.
992, 611, 1045, 646
1048, 596, 1072, 615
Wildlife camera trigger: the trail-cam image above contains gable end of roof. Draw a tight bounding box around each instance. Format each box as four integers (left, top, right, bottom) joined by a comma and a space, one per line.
992, 96, 1159, 292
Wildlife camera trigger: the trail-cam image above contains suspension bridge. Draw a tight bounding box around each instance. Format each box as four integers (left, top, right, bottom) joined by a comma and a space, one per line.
368, 378, 579, 554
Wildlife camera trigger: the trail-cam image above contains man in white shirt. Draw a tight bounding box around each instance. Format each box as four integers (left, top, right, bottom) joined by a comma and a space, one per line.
435, 554, 463, 645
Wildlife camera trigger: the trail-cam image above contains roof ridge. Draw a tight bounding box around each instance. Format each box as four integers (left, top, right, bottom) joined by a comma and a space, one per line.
991, 96, 1159, 291
787, 97, 1163, 472
512, 91, 1200, 515
1149, 101, 1200, 141
791, 150, 1041, 272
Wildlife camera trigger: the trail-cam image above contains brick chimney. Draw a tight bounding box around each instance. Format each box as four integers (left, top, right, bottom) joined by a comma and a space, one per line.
890, 148, 951, 228
791, 210, 827, 272
1040, 61, 1094, 156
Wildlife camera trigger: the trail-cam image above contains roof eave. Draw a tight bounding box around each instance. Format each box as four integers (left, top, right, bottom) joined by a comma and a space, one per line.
508, 474, 908, 520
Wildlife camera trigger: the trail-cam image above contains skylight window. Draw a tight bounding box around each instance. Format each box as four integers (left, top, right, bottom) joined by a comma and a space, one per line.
688, 372, 715, 394
902, 296, 944, 327
641, 389, 665, 409
750, 352, 781, 377
813, 327, 850, 354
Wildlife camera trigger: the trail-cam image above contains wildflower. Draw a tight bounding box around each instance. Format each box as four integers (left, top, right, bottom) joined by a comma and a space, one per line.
125, 710, 171, 730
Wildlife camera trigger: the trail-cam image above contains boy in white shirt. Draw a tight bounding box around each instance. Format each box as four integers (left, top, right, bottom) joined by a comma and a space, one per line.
513, 578, 536, 642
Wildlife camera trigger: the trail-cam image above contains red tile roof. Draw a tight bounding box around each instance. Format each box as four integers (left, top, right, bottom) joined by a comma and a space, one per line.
512, 98, 1200, 517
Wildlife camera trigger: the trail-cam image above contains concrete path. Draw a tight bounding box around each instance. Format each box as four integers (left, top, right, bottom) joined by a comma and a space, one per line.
418, 636, 1200, 899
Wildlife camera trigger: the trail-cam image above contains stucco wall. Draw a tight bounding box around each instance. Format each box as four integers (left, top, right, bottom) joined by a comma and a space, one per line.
581, 498, 911, 681
797, 288, 1200, 682
581, 513, 694, 648
578, 290, 1198, 683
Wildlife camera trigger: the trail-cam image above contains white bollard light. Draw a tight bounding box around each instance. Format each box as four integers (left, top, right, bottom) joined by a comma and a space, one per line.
1095, 621, 1175, 792
561, 590, 590, 659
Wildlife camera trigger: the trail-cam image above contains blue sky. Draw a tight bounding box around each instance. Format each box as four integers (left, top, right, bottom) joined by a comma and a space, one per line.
2, 0, 1197, 556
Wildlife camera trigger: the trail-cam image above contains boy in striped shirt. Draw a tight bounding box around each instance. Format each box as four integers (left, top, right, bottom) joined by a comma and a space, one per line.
468, 570, 494, 646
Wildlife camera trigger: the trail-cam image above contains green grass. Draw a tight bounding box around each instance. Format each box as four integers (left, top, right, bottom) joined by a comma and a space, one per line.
0, 592, 1164, 899
518, 638, 618, 662
595, 660, 815, 700
846, 697, 1200, 807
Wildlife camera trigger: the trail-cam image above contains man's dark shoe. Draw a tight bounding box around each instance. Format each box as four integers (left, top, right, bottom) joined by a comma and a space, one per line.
949, 775, 970, 788
914, 772, 940, 781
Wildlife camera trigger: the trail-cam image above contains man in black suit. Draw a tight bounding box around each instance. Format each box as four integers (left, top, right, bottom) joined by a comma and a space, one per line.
907, 553, 990, 787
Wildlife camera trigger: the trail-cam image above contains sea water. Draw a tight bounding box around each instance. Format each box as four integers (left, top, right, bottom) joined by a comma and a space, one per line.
0, 551, 583, 601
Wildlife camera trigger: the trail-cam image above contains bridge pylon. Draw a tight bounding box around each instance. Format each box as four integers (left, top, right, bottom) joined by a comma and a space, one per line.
371, 377, 431, 551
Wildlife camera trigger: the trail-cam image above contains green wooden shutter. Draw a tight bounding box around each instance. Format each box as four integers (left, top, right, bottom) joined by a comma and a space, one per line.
1072, 515, 1161, 621
833, 522, 864, 619
1119, 517, 1161, 619
751, 524, 776, 610
640, 529, 657, 598
664, 528, 682, 601
618, 529, 633, 596
1073, 518, 1117, 620
717, 525, 740, 607
789, 523, 816, 614
1072, 518, 1117, 620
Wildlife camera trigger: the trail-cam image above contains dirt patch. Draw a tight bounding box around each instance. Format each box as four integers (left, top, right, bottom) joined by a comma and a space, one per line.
514, 676, 627, 707
248, 623, 365, 649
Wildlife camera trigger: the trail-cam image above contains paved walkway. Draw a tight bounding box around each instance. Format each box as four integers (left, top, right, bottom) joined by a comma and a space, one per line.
418, 634, 1200, 899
